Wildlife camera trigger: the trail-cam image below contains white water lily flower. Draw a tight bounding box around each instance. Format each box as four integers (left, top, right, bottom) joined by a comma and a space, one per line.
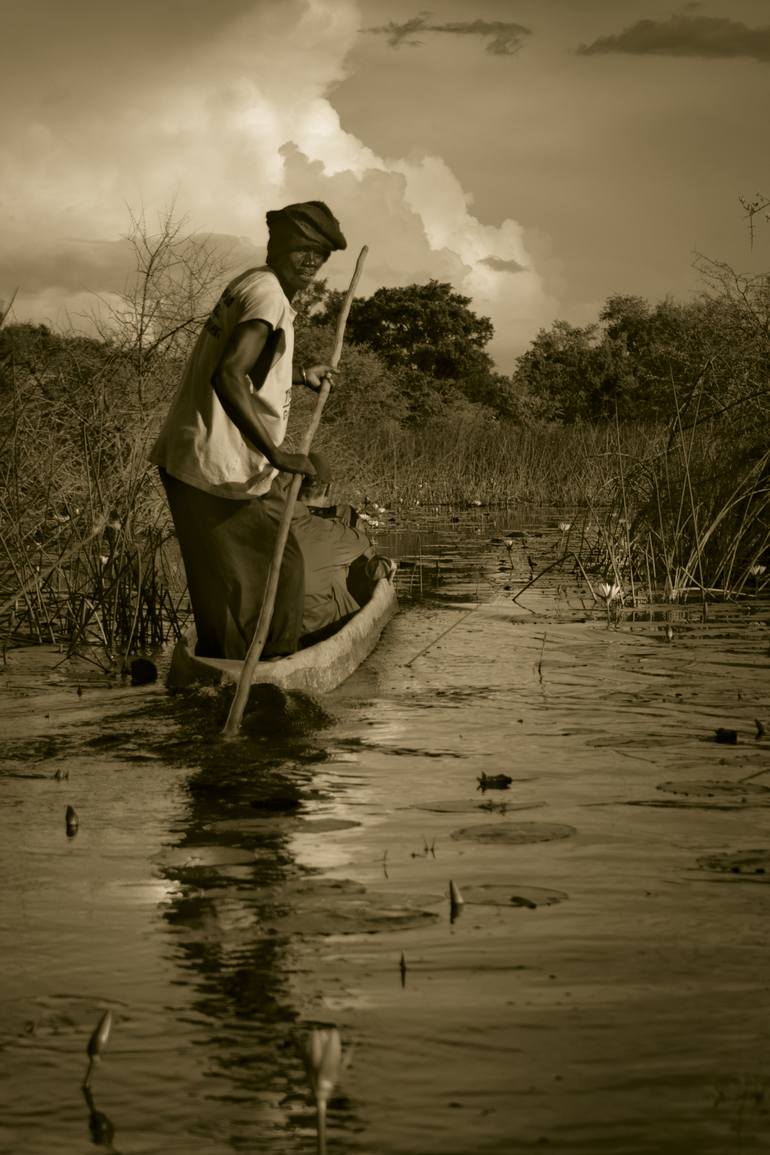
503, 538, 514, 550
558, 522, 572, 533
598, 582, 622, 601
750, 564, 767, 577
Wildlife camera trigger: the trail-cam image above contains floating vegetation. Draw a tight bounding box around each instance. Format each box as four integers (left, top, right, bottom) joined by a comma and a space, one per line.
697, 849, 770, 878
410, 798, 542, 814
658, 779, 770, 806
457, 883, 568, 909
156, 845, 262, 870
264, 879, 442, 936
450, 821, 576, 845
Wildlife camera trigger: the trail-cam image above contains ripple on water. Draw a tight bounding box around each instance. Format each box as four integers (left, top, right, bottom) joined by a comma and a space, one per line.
0, 993, 125, 1048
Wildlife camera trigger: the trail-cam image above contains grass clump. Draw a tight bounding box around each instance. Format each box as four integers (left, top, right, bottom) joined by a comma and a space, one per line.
0, 323, 185, 665
573, 390, 770, 604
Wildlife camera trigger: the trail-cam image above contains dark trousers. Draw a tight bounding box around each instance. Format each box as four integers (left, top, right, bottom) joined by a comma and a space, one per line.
160, 469, 304, 660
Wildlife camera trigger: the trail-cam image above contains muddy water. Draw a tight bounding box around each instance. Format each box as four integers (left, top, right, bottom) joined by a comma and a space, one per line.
1, 509, 770, 1154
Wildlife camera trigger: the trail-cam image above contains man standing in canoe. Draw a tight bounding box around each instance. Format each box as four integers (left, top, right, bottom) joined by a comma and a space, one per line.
150, 200, 347, 660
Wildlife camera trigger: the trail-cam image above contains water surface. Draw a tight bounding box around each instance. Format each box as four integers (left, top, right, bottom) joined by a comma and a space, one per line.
1, 508, 769, 1154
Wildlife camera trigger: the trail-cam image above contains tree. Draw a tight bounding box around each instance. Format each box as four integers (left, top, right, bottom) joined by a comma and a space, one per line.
308, 279, 515, 418
335, 280, 493, 378
92, 205, 230, 408
512, 320, 627, 422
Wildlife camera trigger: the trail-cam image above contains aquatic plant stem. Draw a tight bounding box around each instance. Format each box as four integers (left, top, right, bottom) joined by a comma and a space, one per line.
316, 1099, 327, 1155
223, 246, 368, 738
403, 605, 480, 667
614, 404, 635, 606
510, 552, 588, 606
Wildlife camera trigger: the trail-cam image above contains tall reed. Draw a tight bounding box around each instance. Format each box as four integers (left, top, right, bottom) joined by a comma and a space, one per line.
582, 379, 770, 601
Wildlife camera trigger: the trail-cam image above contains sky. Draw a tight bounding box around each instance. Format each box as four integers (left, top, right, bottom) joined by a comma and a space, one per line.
2, 0, 769, 369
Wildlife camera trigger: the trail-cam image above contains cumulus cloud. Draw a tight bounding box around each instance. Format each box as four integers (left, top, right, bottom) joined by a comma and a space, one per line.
367, 14, 531, 55
1, 0, 553, 364
577, 15, 770, 62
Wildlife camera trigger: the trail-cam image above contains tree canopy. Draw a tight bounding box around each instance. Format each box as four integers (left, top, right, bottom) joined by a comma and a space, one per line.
302, 278, 518, 419
511, 284, 770, 424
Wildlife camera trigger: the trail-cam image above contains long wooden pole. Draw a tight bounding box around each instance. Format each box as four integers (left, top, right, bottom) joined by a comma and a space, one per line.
222, 245, 368, 737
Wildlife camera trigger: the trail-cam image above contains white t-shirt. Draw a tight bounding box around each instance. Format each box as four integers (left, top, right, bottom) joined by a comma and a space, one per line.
149, 266, 296, 499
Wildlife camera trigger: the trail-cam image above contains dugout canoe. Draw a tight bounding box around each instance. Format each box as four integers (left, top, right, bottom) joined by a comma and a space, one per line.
166, 575, 398, 694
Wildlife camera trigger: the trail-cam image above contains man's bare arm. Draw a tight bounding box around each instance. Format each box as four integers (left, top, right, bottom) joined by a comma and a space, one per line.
213, 321, 315, 477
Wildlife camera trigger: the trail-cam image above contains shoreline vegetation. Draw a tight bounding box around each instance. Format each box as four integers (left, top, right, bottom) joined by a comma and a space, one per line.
1, 210, 768, 665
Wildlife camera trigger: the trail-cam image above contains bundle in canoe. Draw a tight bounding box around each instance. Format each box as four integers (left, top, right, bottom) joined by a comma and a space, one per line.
167, 573, 397, 694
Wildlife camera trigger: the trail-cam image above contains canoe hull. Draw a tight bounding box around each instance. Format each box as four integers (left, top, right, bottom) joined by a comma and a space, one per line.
167, 577, 398, 694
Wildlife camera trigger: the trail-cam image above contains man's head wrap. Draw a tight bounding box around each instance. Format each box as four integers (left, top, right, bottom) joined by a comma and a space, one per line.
266, 201, 347, 261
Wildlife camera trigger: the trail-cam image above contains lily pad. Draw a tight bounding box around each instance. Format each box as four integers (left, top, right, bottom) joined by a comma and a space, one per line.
157, 845, 259, 869
450, 821, 576, 845
696, 849, 770, 878
411, 799, 544, 814
460, 883, 567, 909
658, 779, 770, 804
627, 799, 755, 811
263, 878, 443, 935
294, 818, 361, 833
204, 817, 360, 834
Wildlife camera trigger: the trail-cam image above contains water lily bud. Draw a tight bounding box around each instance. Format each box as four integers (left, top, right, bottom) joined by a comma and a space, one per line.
449, 880, 464, 908
300, 1027, 343, 1108
87, 1010, 113, 1059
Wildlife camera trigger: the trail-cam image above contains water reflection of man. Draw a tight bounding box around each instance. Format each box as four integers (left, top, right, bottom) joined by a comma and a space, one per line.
290, 453, 394, 646
156, 703, 328, 1148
